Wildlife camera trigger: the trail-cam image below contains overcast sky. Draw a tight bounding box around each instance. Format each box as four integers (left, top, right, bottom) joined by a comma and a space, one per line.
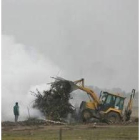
2, 0, 138, 120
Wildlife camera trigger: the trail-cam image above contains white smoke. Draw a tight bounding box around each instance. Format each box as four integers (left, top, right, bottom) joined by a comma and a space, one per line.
2, 35, 61, 121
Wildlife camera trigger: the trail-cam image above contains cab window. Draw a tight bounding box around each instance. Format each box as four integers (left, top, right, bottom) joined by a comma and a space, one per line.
105, 95, 112, 104
115, 97, 124, 110
105, 95, 116, 106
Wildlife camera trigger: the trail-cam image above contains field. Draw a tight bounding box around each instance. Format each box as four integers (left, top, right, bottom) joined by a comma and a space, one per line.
2, 123, 138, 140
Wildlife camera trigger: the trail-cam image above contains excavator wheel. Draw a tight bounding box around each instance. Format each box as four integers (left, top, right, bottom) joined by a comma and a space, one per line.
82, 109, 92, 122
106, 112, 121, 124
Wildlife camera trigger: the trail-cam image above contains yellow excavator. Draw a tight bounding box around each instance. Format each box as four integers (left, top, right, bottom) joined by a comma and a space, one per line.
72, 78, 135, 123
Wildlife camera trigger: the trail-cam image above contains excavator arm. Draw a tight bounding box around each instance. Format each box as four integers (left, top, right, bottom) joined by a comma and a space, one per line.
73, 78, 100, 104
124, 89, 135, 121
127, 89, 135, 110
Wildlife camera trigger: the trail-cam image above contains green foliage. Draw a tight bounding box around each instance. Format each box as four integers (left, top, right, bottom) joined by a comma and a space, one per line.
33, 80, 74, 120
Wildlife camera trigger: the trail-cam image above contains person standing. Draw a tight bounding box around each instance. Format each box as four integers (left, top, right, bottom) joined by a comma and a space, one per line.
13, 102, 19, 123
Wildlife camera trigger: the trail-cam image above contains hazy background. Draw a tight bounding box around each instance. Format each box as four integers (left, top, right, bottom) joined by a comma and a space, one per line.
2, 0, 138, 121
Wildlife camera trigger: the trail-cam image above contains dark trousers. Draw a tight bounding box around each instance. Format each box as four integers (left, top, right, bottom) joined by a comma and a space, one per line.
15, 115, 19, 122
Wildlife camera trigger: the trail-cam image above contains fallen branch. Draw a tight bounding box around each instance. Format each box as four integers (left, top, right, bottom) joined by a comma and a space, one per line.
43, 119, 67, 125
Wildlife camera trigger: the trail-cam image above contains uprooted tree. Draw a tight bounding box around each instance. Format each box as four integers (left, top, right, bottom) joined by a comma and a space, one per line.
32, 77, 76, 121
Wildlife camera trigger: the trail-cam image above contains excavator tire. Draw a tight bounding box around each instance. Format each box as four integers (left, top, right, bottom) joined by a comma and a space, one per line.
82, 109, 92, 122
106, 112, 121, 124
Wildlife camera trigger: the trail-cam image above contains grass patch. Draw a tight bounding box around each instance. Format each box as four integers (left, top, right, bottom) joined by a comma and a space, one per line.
2, 126, 138, 140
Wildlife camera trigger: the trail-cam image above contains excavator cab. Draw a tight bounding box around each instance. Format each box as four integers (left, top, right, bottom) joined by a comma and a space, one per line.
99, 92, 125, 112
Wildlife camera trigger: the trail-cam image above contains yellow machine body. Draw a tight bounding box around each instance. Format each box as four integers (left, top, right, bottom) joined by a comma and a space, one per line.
73, 78, 135, 123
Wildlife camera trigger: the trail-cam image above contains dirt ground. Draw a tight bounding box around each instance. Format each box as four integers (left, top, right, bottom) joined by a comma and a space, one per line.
2, 121, 138, 140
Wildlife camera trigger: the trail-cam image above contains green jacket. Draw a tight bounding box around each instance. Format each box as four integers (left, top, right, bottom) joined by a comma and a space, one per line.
13, 105, 19, 115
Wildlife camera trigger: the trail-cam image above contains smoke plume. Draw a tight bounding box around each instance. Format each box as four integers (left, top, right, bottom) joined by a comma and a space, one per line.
2, 35, 61, 121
